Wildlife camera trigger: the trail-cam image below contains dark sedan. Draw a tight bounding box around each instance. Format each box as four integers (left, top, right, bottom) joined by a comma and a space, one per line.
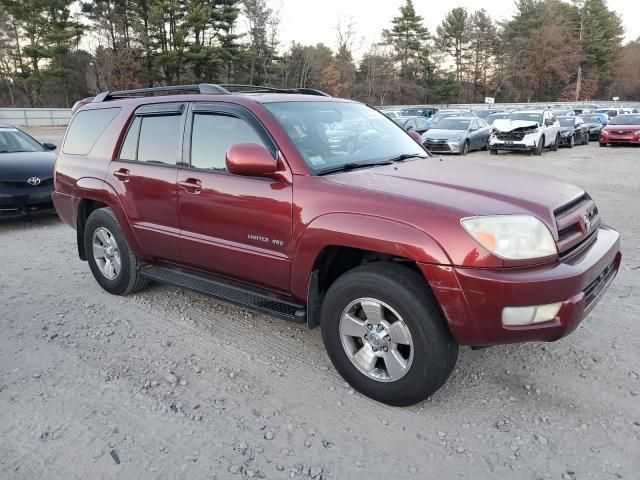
558, 116, 589, 147
393, 116, 430, 135
580, 113, 608, 140
0, 124, 57, 219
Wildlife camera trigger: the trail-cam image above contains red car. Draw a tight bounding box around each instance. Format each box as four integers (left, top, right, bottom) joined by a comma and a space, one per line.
600, 114, 640, 146
53, 84, 621, 406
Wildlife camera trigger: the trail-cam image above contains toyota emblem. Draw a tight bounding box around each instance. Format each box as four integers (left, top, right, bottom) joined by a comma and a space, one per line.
583, 214, 591, 232
27, 177, 41, 186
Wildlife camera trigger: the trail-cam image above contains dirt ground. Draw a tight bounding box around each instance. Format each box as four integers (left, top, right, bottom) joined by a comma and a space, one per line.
1, 126, 638, 480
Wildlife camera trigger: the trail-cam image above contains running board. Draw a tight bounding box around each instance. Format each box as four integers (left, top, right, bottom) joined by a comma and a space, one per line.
141, 264, 306, 323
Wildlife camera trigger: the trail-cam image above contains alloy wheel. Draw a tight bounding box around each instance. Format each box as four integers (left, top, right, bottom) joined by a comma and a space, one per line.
92, 227, 121, 280
339, 297, 414, 382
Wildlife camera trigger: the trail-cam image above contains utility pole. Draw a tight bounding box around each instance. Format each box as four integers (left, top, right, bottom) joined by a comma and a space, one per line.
575, 1, 586, 101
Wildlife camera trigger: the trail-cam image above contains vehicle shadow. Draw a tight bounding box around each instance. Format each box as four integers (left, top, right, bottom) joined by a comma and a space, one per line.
0, 214, 61, 235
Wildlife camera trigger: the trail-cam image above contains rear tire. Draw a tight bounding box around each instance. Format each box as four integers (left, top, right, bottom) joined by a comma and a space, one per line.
320, 262, 458, 406
84, 207, 149, 295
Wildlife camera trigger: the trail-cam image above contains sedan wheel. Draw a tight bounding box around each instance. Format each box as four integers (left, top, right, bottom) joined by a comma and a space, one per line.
461, 140, 469, 156
568, 135, 575, 148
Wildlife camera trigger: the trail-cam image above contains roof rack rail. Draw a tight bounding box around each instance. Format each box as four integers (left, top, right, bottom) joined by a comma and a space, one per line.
92, 83, 230, 103
90, 83, 330, 103
219, 84, 331, 97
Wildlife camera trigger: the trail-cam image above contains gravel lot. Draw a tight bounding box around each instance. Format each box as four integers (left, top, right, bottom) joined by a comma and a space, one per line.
1, 126, 639, 480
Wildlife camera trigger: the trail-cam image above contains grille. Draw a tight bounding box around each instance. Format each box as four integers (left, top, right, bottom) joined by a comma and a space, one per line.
554, 193, 600, 260
496, 131, 525, 141
425, 139, 451, 152
0, 178, 53, 189
583, 261, 616, 306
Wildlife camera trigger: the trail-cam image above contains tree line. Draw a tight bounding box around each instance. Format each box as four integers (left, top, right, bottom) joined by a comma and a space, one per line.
0, 0, 638, 107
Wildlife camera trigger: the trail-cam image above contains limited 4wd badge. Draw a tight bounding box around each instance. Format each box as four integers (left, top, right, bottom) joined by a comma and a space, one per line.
248, 234, 284, 247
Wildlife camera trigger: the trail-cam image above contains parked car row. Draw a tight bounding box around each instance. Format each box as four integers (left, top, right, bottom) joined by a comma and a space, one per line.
382, 103, 640, 156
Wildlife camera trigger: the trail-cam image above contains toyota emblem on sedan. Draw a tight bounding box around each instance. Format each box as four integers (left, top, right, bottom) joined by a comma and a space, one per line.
583, 214, 591, 232
27, 177, 41, 186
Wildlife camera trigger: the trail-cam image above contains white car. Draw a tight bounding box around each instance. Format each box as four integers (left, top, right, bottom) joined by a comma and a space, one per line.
489, 110, 560, 155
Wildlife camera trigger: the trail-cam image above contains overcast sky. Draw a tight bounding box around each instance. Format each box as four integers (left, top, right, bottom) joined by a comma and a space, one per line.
270, 0, 639, 56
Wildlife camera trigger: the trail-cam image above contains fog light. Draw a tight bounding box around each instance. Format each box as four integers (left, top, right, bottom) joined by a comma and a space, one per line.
502, 302, 562, 326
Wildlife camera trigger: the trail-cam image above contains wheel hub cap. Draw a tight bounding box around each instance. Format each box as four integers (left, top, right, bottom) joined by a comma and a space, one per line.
92, 227, 121, 281
339, 298, 414, 383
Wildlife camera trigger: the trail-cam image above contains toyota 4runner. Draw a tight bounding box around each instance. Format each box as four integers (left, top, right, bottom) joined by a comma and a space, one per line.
53, 84, 621, 406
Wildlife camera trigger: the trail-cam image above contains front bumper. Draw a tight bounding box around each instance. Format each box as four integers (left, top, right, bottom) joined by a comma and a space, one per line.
420, 227, 621, 346
488, 135, 538, 151
558, 135, 573, 145
0, 187, 56, 220
600, 133, 640, 144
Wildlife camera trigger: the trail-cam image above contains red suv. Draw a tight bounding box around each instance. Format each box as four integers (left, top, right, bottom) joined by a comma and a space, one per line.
54, 84, 621, 406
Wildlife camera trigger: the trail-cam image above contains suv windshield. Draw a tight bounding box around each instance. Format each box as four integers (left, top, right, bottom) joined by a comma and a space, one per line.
0, 127, 45, 153
436, 118, 470, 130
507, 112, 544, 124
608, 115, 640, 125
264, 101, 427, 174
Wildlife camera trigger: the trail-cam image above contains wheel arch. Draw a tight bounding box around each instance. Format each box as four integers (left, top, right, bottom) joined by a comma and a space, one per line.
73, 178, 143, 261
291, 213, 451, 328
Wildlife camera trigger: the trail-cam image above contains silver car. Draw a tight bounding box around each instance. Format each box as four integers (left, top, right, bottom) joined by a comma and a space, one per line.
421, 117, 491, 155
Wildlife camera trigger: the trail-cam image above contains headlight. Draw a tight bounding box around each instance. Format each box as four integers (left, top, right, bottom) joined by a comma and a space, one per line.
561, 132, 571, 137
461, 215, 557, 260
635, 130, 640, 135
451, 136, 462, 142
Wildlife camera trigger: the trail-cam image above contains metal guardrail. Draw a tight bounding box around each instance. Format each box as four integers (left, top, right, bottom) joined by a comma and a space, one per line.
0, 108, 71, 127
379, 100, 639, 112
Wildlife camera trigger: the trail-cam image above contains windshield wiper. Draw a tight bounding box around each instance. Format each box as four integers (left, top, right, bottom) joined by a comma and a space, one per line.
317, 160, 393, 175
387, 153, 428, 162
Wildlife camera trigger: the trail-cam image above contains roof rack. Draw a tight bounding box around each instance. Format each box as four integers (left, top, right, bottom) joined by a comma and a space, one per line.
219, 84, 331, 97
91, 83, 330, 103
92, 84, 230, 103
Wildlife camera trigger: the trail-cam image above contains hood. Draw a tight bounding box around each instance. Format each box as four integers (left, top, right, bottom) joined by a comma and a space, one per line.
559, 126, 575, 133
323, 158, 584, 227
493, 119, 540, 132
0, 151, 57, 181
586, 122, 603, 128
423, 129, 466, 140
603, 123, 640, 130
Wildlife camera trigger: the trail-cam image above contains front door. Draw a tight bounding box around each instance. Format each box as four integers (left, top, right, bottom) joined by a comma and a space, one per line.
177, 103, 293, 293
107, 103, 185, 262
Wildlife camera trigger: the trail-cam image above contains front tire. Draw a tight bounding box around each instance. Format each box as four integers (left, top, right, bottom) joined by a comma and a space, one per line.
567, 135, 575, 148
549, 133, 560, 151
320, 262, 458, 406
600, 142, 607, 147
461, 140, 469, 156
85, 207, 149, 295
534, 136, 544, 156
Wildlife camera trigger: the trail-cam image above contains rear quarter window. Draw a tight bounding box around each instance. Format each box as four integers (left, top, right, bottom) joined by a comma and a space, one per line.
62, 108, 120, 155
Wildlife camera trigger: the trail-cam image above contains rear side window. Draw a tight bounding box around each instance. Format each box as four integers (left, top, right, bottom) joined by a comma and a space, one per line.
190, 114, 268, 171
118, 114, 181, 165
63, 108, 120, 155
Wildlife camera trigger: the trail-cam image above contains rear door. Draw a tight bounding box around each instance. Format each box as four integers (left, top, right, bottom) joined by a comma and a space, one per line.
176, 103, 293, 293
107, 103, 185, 262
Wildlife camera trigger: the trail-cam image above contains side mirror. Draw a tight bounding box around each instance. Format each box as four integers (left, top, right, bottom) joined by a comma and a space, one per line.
406, 125, 414, 132
226, 143, 277, 176
43, 142, 57, 151
408, 131, 422, 144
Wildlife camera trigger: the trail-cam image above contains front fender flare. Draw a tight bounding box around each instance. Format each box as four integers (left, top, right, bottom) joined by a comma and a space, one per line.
290, 213, 451, 300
